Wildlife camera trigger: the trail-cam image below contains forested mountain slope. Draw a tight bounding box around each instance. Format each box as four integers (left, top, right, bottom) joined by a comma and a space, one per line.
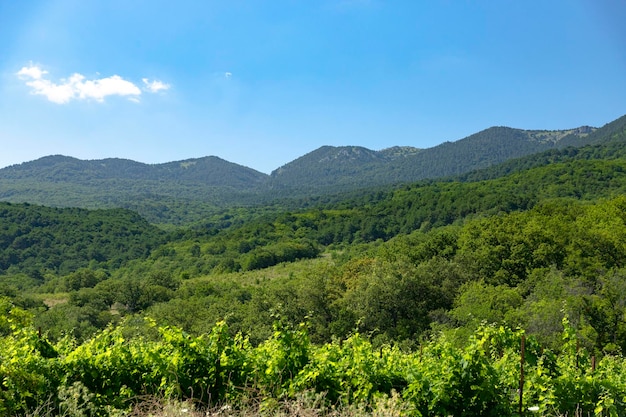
267, 125, 596, 192
143, 156, 626, 281
0, 156, 268, 224
457, 113, 626, 182
268, 145, 422, 189
0, 155, 268, 186
0, 203, 164, 276
2, 116, 623, 226
0, 116, 624, 279
3, 145, 626, 283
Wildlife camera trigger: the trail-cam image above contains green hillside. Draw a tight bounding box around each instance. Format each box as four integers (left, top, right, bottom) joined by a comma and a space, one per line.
0, 129, 625, 338
457, 113, 626, 182
3, 115, 626, 416
0, 156, 268, 225
0, 203, 164, 277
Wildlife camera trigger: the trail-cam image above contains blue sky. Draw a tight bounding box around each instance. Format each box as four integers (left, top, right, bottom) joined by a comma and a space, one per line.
1, 0, 625, 174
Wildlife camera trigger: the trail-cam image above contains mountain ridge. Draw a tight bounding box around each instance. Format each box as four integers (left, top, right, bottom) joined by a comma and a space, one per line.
1, 114, 624, 225
266, 124, 599, 191
2, 124, 601, 180
1, 154, 267, 188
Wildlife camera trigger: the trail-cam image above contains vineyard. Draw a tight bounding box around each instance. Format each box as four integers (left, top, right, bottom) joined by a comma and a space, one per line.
2, 298, 625, 417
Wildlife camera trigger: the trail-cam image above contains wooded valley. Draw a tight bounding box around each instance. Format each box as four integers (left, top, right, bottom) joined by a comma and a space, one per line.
2, 114, 626, 416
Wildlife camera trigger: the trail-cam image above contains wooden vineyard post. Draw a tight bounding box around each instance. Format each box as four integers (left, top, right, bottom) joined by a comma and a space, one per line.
591, 355, 596, 373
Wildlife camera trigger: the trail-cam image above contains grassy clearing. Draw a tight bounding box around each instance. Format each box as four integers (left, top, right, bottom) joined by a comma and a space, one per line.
37, 292, 69, 308
184, 255, 336, 288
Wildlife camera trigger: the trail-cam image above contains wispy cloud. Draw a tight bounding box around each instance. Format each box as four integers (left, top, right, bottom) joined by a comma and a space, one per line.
17, 64, 169, 104
142, 78, 171, 93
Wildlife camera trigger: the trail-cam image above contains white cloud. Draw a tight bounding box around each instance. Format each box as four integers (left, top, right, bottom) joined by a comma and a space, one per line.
21, 76, 76, 104
142, 78, 170, 93
17, 64, 167, 104
17, 65, 48, 80
76, 75, 141, 101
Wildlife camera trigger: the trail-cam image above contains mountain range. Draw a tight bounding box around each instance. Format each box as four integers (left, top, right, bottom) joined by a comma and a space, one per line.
1, 114, 624, 225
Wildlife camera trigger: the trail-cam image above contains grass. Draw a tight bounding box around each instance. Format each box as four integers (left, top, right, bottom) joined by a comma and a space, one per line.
126, 391, 409, 417
24, 390, 410, 417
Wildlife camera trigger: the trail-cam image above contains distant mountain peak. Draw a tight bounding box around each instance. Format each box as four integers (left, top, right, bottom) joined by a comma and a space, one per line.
268, 122, 606, 190
1, 154, 267, 186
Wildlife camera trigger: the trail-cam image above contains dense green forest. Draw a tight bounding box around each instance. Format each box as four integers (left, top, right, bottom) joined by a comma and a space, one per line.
3, 117, 626, 415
